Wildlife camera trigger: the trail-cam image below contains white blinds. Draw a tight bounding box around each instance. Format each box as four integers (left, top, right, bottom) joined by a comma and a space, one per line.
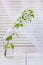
0, 0, 33, 46
0, 0, 11, 45
0, 0, 43, 53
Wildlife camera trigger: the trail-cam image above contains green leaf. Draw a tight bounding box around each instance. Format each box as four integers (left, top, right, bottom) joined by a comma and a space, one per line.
4, 44, 8, 50
22, 15, 27, 20
22, 9, 34, 22
10, 43, 14, 49
20, 23, 23, 26
30, 14, 34, 18
6, 35, 12, 41
14, 23, 20, 28
28, 10, 33, 13
14, 23, 23, 28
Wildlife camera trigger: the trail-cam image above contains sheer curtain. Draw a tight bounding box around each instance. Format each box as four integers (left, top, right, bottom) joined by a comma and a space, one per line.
1, 0, 43, 53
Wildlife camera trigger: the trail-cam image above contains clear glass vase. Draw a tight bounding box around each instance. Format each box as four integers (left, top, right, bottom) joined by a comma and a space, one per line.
4, 48, 14, 59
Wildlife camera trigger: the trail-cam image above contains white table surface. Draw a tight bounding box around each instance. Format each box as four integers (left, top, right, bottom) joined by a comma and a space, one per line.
0, 47, 43, 65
